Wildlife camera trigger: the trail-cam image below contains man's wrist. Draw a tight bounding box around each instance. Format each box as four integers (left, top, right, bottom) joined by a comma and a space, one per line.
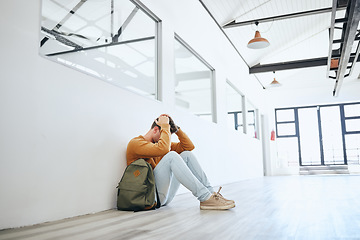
160, 122, 171, 130
175, 126, 180, 134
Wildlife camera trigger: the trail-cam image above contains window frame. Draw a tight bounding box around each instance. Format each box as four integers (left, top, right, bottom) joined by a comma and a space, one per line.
40, 0, 162, 100
275, 108, 297, 138
174, 33, 217, 123
275, 102, 360, 166
226, 80, 246, 133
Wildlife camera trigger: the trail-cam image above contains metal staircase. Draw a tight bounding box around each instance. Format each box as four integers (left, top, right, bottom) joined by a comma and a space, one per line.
327, 0, 360, 96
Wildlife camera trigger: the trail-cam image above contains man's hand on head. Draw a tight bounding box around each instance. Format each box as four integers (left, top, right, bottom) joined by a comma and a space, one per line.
156, 114, 178, 133
156, 115, 169, 126
168, 116, 179, 134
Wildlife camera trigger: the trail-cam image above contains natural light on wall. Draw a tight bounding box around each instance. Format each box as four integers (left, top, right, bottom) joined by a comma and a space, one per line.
174, 35, 215, 123
39, 0, 160, 99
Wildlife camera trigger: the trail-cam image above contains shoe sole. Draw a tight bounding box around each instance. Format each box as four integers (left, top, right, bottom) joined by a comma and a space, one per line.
200, 203, 235, 210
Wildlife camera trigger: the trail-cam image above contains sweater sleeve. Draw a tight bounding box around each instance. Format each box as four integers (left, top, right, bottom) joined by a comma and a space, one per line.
171, 128, 195, 154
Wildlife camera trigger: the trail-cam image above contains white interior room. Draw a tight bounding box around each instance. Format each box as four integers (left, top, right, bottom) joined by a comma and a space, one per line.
1, 0, 360, 238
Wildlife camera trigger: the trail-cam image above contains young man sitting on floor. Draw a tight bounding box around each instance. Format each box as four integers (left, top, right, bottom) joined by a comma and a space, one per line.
126, 114, 235, 210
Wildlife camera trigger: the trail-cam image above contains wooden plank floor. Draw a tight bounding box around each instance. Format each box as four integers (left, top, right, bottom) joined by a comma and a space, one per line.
1, 175, 360, 240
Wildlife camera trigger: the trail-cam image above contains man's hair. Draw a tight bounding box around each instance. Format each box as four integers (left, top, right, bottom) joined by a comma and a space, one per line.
151, 116, 178, 134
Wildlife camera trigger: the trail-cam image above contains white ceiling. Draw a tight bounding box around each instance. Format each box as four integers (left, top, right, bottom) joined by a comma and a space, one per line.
201, 0, 360, 94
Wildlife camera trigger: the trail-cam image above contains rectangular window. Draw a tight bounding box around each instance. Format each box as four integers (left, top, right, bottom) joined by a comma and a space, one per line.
275, 102, 360, 166
320, 106, 344, 164
346, 134, 360, 164
276, 109, 295, 122
40, 0, 160, 99
346, 119, 360, 132
226, 81, 244, 132
298, 107, 321, 165
277, 123, 296, 136
174, 35, 216, 122
247, 101, 259, 139
276, 138, 299, 167
275, 108, 296, 137
344, 103, 360, 117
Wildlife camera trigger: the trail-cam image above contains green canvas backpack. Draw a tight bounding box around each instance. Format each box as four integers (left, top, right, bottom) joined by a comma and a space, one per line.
116, 159, 160, 211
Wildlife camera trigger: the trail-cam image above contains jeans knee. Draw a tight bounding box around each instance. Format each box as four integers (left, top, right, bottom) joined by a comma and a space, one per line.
165, 151, 181, 159
180, 151, 193, 159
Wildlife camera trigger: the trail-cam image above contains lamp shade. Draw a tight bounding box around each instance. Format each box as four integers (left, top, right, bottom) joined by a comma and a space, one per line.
247, 30, 270, 49
270, 78, 280, 85
270, 78, 281, 86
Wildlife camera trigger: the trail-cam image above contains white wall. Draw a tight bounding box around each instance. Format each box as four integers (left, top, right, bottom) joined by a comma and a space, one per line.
0, 0, 265, 229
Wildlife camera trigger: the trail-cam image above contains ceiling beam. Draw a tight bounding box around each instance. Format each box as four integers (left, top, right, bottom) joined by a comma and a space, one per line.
249, 57, 327, 74
249, 54, 360, 74
223, 6, 347, 29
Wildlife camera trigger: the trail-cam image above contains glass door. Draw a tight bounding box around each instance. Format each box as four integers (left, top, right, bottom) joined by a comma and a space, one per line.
297, 106, 345, 166
320, 106, 344, 165
298, 107, 322, 165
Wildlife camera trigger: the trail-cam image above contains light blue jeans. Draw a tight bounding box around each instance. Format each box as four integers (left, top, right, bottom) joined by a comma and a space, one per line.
154, 151, 214, 205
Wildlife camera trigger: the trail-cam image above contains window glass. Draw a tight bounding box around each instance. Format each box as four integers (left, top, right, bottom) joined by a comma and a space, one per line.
276, 138, 299, 167
275, 102, 360, 167
227, 113, 236, 130
226, 82, 243, 131
277, 123, 296, 136
247, 102, 258, 138
40, 0, 159, 99
320, 106, 344, 164
345, 134, 360, 164
276, 109, 295, 122
346, 119, 360, 132
298, 107, 321, 165
237, 113, 243, 128
344, 103, 360, 117
174, 37, 215, 122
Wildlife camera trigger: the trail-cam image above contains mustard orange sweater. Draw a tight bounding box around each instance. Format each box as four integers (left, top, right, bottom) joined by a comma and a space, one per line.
126, 123, 195, 169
